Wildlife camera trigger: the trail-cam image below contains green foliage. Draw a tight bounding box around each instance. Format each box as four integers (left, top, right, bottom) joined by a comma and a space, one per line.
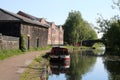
20, 34, 27, 52
63, 10, 97, 45
34, 56, 42, 63
97, 15, 120, 53
92, 43, 105, 49
105, 21, 120, 51
0, 49, 23, 60
96, 0, 120, 54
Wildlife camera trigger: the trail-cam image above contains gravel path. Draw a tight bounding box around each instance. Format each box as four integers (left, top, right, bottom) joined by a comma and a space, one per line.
0, 51, 48, 80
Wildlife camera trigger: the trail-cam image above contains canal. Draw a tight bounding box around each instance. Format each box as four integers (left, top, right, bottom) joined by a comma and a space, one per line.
48, 48, 120, 80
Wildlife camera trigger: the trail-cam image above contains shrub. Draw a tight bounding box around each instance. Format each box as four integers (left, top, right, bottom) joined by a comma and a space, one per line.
20, 34, 27, 52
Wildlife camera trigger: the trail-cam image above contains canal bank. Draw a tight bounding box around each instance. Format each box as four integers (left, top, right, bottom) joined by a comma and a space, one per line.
19, 47, 100, 80
0, 50, 49, 80
19, 47, 120, 80
48, 49, 120, 80
20, 53, 49, 80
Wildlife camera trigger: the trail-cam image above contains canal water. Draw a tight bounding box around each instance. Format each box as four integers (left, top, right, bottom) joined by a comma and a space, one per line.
48, 48, 120, 80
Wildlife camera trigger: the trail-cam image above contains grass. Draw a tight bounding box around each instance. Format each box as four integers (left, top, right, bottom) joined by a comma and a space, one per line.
65, 45, 92, 51
65, 45, 74, 48
20, 53, 49, 80
20, 60, 42, 80
0, 49, 24, 60
29, 46, 51, 51
0, 46, 52, 60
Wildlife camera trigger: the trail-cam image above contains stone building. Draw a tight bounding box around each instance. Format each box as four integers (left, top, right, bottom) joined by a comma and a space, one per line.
17, 11, 64, 46
0, 8, 48, 50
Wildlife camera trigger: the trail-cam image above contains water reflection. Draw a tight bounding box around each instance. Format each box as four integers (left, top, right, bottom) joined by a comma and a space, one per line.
82, 57, 108, 80
48, 49, 120, 80
66, 50, 96, 80
104, 56, 120, 80
49, 60, 70, 75
48, 50, 96, 80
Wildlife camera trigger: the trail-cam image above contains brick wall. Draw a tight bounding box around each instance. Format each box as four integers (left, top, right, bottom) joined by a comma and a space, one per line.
47, 24, 64, 45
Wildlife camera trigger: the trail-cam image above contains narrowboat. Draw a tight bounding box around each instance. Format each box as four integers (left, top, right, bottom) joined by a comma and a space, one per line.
49, 46, 70, 61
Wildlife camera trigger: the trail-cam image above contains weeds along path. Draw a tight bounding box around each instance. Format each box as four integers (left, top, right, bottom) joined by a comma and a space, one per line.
0, 50, 49, 80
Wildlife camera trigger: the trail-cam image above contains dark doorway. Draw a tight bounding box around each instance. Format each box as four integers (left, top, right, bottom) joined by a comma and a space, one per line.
37, 38, 39, 48
27, 36, 30, 50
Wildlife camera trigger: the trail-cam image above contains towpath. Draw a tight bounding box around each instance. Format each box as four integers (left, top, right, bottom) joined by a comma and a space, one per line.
0, 50, 49, 80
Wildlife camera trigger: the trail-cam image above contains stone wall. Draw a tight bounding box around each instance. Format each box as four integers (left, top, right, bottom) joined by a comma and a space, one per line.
20, 23, 48, 49
0, 34, 19, 50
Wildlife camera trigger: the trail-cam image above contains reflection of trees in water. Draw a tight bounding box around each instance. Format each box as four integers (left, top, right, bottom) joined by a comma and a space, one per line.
104, 56, 120, 80
66, 50, 96, 80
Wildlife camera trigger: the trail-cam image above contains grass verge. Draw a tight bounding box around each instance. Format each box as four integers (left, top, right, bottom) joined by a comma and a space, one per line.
0, 49, 24, 60
0, 46, 51, 60
65, 45, 91, 51
29, 46, 51, 51
20, 52, 49, 80
20, 60, 42, 80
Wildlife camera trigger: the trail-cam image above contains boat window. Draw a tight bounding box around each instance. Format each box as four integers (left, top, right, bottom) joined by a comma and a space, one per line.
65, 50, 68, 55
59, 50, 61, 55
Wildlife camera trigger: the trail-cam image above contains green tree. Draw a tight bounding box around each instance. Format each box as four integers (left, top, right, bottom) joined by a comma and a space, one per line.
97, 16, 120, 51
63, 10, 97, 45
96, 0, 120, 53
104, 20, 120, 52
63, 11, 83, 44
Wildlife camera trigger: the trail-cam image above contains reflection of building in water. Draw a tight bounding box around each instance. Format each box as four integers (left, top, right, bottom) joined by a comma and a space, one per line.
50, 60, 70, 75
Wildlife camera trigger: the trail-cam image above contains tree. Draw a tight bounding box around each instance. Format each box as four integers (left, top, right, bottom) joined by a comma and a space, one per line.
63, 10, 97, 45
96, 0, 120, 53
104, 20, 120, 52
112, 0, 120, 11
63, 11, 83, 44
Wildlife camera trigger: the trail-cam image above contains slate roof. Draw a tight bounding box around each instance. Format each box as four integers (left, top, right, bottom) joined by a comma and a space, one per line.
17, 10, 63, 29
17, 11, 40, 21
17, 11, 50, 27
0, 8, 48, 28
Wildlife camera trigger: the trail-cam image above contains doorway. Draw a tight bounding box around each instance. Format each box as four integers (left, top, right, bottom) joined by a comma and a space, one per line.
27, 36, 30, 50
37, 38, 39, 48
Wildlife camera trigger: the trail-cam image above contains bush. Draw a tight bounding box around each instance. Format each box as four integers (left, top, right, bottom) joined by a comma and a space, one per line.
20, 34, 27, 52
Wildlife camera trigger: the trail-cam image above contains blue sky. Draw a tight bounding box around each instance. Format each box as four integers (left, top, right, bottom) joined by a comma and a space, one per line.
0, 0, 118, 25
1, 0, 119, 38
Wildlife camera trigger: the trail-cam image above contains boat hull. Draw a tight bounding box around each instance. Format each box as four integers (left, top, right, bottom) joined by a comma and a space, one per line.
50, 55, 70, 61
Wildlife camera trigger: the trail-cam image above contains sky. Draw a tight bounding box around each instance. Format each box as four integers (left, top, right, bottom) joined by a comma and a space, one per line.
0, 0, 119, 37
